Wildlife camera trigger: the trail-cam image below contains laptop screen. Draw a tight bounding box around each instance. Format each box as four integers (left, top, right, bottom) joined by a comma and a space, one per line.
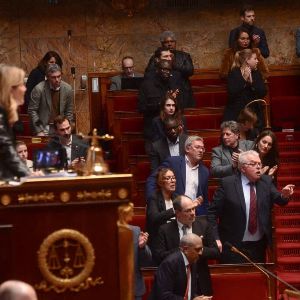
33, 149, 65, 170
121, 77, 144, 90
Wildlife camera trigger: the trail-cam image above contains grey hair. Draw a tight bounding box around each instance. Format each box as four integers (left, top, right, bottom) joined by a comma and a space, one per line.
184, 135, 204, 151
220, 121, 240, 134
46, 63, 61, 75
238, 150, 259, 170
180, 233, 202, 248
160, 30, 176, 42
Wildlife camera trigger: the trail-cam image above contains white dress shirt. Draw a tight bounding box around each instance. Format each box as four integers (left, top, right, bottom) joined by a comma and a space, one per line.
185, 155, 199, 201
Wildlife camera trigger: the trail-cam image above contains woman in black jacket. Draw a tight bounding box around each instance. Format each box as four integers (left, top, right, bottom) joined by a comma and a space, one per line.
0, 64, 30, 180
146, 167, 177, 252
223, 48, 267, 131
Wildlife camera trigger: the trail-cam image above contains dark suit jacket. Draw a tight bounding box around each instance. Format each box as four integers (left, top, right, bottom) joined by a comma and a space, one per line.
210, 139, 254, 178
146, 155, 209, 215
151, 115, 187, 143
146, 191, 176, 250
207, 173, 289, 247
129, 225, 152, 297
149, 133, 188, 171
46, 134, 89, 166
148, 250, 198, 300
153, 217, 219, 296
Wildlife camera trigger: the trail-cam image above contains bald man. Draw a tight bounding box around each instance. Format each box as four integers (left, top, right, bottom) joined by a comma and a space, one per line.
0, 280, 37, 300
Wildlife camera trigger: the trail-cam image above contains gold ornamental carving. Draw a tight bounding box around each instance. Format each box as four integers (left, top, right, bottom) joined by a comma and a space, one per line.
18, 192, 55, 203
77, 189, 112, 201
35, 229, 103, 293
1, 194, 11, 206
60, 192, 71, 203
117, 188, 128, 200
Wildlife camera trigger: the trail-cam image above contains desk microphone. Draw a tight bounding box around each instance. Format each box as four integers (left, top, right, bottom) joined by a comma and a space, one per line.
224, 242, 300, 295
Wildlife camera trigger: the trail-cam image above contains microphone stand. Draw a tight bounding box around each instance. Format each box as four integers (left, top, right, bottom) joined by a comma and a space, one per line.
229, 244, 300, 300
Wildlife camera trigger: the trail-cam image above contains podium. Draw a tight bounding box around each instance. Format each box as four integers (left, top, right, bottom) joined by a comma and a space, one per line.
0, 174, 134, 300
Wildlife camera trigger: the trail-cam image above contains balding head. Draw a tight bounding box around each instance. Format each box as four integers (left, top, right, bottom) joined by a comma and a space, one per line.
0, 280, 37, 300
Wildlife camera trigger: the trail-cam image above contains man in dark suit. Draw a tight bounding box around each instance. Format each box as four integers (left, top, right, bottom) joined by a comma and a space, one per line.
46, 115, 88, 168
145, 30, 195, 108
148, 233, 205, 300
228, 4, 269, 58
208, 150, 295, 263
211, 121, 253, 178
149, 116, 188, 171
153, 195, 219, 296
146, 135, 209, 215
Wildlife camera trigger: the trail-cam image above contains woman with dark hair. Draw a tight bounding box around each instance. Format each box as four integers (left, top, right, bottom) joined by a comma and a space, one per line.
0, 64, 30, 180
146, 168, 177, 251
25, 51, 63, 108
253, 130, 279, 180
220, 28, 268, 79
151, 91, 186, 142
223, 48, 267, 130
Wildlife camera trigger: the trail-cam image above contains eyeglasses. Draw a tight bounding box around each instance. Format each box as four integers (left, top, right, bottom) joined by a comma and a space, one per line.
194, 246, 204, 252
166, 125, 180, 132
163, 176, 176, 181
182, 207, 195, 213
244, 162, 262, 167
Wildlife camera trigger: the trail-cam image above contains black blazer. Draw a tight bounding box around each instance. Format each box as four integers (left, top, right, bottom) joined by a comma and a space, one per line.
149, 133, 188, 171
153, 217, 220, 296
207, 173, 289, 247
148, 250, 198, 300
146, 191, 176, 250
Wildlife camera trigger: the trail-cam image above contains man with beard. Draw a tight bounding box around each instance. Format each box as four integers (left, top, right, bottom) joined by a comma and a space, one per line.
138, 59, 183, 153
208, 150, 294, 263
145, 31, 195, 108
28, 64, 73, 136
45, 115, 88, 168
229, 5, 269, 58
149, 116, 188, 171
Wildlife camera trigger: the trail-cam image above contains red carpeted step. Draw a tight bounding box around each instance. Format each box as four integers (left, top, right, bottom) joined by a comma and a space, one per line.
274, 202, 300, 216
275, 131, 300, 143
278, 141, 300, 152
279, 152, 300, 163
276, 243, 300, 258
193, 91, 227, 108
278, 176, 300, 187
274, 215, 300, 229
278, 165, 300, 177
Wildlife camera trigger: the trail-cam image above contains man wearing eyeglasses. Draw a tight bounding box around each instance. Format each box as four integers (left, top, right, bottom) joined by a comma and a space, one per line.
152, 195, 219, 297
146, 135, 209, 216
110, 56, 143, 91
145, 30, 195, 109
208, 150, 295, 264
149, 233, 213, 300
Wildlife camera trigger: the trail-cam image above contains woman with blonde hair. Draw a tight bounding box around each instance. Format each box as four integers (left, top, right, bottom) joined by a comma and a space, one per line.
0, 64, 30, 180
223, 48, 267, 131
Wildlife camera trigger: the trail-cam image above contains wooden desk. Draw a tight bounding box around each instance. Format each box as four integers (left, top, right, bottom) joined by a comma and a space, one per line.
0, 174, 133, 300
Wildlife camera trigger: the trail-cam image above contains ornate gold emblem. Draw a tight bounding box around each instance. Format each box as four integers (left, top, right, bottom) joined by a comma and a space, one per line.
35, 229, 103, 293
117, 188, 128, 199
60, 192, 70, 203
1, 194, 11, 206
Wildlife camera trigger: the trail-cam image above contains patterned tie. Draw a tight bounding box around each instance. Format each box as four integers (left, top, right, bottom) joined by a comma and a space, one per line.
248, 182, 258, 234
184, 264, 191, 300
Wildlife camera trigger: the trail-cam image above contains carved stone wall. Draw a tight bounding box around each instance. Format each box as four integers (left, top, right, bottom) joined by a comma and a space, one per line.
0, 0, 299, 133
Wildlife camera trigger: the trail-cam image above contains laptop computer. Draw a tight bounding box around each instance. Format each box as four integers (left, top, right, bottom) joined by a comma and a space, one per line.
121, 77, 144, 90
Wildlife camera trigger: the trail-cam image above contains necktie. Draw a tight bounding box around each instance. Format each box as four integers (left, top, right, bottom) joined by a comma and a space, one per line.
248, 182, 257, 234
184, 264, 191, 300
182, 225, 188, 236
